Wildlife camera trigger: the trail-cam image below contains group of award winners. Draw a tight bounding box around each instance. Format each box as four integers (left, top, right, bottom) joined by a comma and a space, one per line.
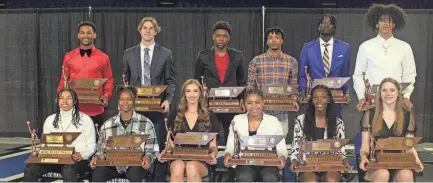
23, 3, 424, 182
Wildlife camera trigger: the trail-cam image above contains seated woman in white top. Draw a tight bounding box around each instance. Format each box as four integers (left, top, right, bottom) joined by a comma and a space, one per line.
290, 85, 347, 182
224, 89, 288, 182
23, 88, 96, 182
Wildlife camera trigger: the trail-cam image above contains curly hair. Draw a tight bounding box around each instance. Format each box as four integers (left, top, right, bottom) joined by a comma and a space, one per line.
265, 26, 285, 41
365, 3, 408, 31
173, 79, 211, 133
212, 21, 232, 35
304, 85, 338, 140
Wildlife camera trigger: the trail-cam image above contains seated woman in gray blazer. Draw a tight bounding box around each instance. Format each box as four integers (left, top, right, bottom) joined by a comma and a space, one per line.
223, 89, 288, 182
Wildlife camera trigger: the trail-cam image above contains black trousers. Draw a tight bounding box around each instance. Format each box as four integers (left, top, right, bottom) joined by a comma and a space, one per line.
92, 166, 148, 182
215, 113, 236, 146
235, 165, 279, 182
23, 160, 89, 182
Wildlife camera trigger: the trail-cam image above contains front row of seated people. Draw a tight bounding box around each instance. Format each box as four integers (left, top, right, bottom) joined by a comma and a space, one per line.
23, 78, 424, 182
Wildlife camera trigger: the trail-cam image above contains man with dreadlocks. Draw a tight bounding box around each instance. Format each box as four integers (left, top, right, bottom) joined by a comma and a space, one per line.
90, 82, 159, 182
23, 88, 96, 182
353, 4, 417, 111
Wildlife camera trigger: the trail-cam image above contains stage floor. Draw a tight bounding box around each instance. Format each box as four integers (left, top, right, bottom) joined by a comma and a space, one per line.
1, 137, 432, 182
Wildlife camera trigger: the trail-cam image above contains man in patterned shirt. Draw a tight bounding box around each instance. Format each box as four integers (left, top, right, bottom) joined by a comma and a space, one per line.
90, 86, 158, 182
247, 26, 299, 137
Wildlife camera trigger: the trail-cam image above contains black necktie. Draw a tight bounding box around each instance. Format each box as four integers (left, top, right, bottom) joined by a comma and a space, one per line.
80, 49, 92, 57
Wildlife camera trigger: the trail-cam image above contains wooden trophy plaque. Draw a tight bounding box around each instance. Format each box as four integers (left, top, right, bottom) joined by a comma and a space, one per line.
69, 78, 108, 104
228, 135, 285, 167
262, 84, 299, 111
300, 77, 350, 104
207, 87, 246, 113
26, 132, 80, 164
365, 137, 422, 170
160, 132, 217, 161
134, 85, 167, 112
293, 139, 350, 172
95, 134, 148, 166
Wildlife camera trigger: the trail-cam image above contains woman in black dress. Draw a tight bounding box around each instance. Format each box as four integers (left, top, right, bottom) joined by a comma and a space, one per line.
359, 78, 423, 182
158, 79, 219, 182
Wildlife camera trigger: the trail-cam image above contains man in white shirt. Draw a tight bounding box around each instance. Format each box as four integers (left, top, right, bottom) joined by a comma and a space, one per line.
23, 88, 96, 182
353, 4, 416, 110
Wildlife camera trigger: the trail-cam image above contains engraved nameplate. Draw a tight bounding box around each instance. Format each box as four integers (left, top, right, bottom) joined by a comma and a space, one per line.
312, 142, 331, 151
215, 89, 231, 97
248, 138, 267, 146
268, 87, 284, 94
41, 158, 59, 163
39, 150, 73, 155
46, 135, 64, 144
137, 88, 153, 96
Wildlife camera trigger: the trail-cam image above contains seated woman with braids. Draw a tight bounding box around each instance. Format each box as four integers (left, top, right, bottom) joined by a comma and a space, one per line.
157, 79, 220, 182
359, 78, 423, 182
290, 85, 347, 182
23, 88, 96, 182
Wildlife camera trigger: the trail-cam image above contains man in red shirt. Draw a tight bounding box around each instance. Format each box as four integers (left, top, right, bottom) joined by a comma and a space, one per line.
57, 21, 114, 126
195, 21, 246, 145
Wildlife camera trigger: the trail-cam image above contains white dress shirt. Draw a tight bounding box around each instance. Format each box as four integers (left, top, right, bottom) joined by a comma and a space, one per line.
320, 37, 334, 68
43, 109, 96, 160
140, 42, 155, 85
353, 35, 417, 99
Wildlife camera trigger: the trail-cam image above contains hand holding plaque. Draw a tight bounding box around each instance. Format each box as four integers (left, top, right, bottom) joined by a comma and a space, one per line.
94, 134, 148, 166
207, 87, 246, 113
292, 139, 351, 172
300, 77, 350, 104
135, 85, 168, 112
364, 137, 422, 170
25, 128, 81, 165
159, 132, 218, 161
227, 135, 285, 167
262, 84, 299, 111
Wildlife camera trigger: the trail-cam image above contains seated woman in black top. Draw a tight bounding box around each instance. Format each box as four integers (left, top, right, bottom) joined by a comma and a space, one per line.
290, 85, 347, 182
158, 79, 219, 182
359, 78, 424, 182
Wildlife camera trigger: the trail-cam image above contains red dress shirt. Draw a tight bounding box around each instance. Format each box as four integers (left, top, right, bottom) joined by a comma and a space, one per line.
57, 46, 114, 116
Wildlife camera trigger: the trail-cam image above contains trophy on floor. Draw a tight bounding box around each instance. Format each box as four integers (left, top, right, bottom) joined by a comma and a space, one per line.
25, 121, 80, 164
94, 122, 148, 166
160, 118, 217, 161
227, 121, 284, 167
292, 138, 351, 172
262, 70, 299, 111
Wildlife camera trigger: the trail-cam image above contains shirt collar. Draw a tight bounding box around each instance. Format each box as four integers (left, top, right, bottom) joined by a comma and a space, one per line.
140, 42, 156, 53
264, 50, 284, 58
114, 111, 139, 126
319, 37, 334, 46
376, 34, 394, 45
